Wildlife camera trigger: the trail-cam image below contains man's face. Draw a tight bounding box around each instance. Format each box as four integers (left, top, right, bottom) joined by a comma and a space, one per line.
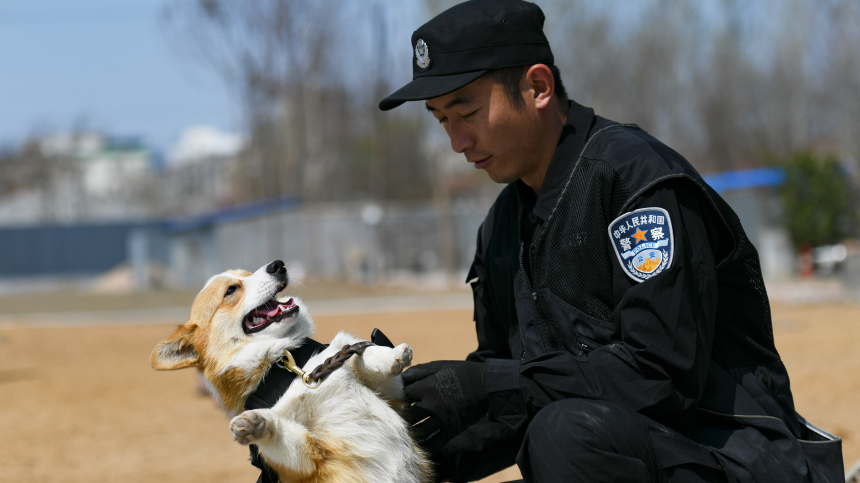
425, 75, 543, 184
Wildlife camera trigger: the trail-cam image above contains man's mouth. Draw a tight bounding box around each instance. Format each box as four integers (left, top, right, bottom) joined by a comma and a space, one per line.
469, 155, 491, 169
243, 297, 298, 334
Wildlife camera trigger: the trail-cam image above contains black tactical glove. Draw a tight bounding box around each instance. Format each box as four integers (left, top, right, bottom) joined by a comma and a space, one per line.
402, 360, 488, 453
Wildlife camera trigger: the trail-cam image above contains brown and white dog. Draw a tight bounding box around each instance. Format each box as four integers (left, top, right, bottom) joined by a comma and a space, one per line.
151, 261, 432, 483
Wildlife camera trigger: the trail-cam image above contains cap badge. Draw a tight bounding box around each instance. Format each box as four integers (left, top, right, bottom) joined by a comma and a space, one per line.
415, 39, 431, 69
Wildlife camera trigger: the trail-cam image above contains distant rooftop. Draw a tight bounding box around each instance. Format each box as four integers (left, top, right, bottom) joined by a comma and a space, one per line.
165, 195, 300, 233
703, 167, 786, 193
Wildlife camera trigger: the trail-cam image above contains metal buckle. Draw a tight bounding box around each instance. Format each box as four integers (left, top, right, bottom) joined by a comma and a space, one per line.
282, 349, 321, 389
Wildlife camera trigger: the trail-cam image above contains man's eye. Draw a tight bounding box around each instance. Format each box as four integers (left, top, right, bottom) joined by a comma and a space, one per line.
462, 109, 479, 119
224, 285, 239, 297
437, 117, 447, 125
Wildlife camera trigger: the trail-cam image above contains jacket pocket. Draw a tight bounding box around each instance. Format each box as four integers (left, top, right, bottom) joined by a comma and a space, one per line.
797, 414, 844, 483
696, 408, 844, 482
535, 287, 616, 355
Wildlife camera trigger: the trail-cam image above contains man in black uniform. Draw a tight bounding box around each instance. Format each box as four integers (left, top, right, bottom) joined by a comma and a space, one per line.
379, 1, 844, 482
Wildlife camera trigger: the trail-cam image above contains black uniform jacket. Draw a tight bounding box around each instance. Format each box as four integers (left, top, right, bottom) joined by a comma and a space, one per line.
440, 101, 843, 482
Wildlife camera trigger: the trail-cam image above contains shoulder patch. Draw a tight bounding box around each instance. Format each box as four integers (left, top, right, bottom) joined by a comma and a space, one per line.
608, 207, 674, 283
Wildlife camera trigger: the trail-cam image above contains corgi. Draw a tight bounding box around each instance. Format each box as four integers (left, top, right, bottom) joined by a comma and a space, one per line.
151, 260, 432, 483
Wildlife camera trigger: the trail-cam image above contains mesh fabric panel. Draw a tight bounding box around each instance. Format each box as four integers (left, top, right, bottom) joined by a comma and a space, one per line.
710, 213, 781, 368
531, 158, 629, 323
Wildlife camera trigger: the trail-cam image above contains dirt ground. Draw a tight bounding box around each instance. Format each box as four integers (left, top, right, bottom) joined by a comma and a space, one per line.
0, 301, 857, 482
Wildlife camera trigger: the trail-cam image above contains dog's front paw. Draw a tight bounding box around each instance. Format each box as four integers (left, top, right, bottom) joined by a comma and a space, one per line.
390, 343, 413, 375
230, 410, 271, 445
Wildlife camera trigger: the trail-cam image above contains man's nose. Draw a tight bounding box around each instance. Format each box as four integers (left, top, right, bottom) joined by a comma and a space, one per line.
449, 122, 474, 154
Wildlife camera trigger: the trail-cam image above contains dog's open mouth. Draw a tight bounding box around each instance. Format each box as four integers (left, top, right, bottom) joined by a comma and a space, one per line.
243, 298, 299, 334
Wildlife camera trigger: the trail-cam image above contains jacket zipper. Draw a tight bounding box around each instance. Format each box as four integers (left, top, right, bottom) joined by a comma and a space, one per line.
576, 335, 602, 356
518, 242, 536, 363
578, 340, 590, 356
519, 242, 538, 302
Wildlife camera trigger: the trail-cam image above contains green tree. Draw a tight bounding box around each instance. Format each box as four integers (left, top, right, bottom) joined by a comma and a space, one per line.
780, 151, 857, 248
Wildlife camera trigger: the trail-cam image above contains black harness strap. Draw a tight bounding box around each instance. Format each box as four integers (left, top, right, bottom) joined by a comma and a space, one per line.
246, 338, 326, 483
244, 329, 394, 483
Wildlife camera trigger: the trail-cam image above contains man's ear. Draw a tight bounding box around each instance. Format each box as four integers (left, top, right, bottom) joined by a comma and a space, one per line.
151, 324, 199, 371
525, 63, 555, 110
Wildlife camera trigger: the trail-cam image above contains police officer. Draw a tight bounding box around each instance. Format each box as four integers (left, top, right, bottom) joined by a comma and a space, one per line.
379, 1, 844, 482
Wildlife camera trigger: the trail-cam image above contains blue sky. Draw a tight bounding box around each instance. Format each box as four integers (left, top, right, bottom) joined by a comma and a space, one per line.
0, 0, 236, 152
0, 0, 789, 155
0, 0, 429, 153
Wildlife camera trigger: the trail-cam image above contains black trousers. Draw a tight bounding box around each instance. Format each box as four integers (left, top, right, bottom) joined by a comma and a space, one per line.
515, 399, 727, 483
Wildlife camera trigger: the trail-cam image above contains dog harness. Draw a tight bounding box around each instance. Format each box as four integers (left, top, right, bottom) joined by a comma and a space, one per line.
244, 329, 395, 483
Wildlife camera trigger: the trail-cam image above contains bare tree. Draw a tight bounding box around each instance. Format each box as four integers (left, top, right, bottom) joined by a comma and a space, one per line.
545, 0, 860, 173
158, 0, 860, 245
162, 1, 345, 201
161, 0, 436, 205
0, 137, 82, 223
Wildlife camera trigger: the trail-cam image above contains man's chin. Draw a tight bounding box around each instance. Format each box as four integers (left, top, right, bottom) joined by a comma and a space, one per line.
485, 169, 519, 185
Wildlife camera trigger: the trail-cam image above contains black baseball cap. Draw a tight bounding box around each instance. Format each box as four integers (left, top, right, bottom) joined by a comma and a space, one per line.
378, 0, 554, 111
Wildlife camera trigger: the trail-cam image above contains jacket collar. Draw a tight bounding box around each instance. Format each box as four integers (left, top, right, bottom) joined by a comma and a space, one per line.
515, 100, 596, 221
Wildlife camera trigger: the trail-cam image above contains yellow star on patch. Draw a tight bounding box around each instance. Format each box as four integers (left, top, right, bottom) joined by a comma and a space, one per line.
631, 228, 648, 244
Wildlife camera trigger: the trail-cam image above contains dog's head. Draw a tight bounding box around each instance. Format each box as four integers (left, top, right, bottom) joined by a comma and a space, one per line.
151, 260, 313, 375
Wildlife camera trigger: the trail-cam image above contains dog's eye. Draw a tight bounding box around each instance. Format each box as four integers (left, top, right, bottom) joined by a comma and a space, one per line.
224, 285, 239, 297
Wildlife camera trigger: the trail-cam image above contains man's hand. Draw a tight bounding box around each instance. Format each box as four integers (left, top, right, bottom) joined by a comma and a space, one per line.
402, 360, 488, 452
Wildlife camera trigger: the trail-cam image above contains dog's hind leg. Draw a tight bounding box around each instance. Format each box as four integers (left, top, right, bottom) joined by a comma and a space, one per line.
230, 409, 317, 476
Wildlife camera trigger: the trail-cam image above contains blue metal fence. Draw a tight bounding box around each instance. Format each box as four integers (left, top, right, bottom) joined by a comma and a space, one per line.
0, 223, 163, 277
0, 169, 787, 281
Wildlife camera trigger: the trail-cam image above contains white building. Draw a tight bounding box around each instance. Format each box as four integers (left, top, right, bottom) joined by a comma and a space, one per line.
40, 132, 151, 197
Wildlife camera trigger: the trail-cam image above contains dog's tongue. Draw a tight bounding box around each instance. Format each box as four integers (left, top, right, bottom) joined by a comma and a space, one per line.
244, 298, 296, 332
258, 298, 294, 317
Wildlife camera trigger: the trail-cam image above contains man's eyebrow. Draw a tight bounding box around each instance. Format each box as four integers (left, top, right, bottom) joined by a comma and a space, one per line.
425, 95, 475, 112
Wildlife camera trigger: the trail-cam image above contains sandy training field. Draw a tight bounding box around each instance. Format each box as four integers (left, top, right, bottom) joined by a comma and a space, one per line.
0, 301, 857, 482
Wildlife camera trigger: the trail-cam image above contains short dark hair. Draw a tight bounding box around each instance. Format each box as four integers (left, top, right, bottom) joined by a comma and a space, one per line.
485, 64, 568, 111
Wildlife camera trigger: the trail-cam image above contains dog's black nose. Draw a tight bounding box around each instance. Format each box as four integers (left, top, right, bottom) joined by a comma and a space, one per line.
266, 260, 285, 274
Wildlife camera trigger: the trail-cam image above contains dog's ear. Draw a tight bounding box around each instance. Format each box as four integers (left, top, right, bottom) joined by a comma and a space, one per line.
151, 324, 199, 370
